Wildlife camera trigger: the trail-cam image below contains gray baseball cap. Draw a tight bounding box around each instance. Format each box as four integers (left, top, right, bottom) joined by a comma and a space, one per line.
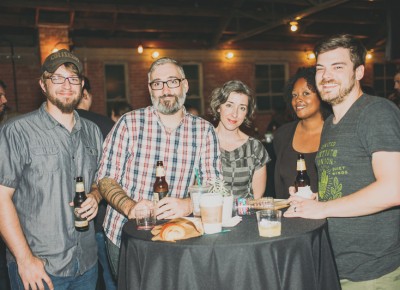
41, 49, 83, 74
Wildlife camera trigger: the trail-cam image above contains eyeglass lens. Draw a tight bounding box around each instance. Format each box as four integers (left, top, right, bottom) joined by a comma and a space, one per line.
150, 79, 183, 90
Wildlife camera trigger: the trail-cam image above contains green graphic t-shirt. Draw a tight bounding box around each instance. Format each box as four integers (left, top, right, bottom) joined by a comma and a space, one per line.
316, 94, 400, 281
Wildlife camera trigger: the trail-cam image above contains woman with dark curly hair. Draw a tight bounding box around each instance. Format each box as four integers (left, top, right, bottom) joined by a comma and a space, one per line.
273, 67, 332, 199
210, 80, 270, 199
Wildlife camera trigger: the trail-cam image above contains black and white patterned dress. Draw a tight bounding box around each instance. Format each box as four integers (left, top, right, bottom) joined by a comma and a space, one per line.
220, 137, 270, 198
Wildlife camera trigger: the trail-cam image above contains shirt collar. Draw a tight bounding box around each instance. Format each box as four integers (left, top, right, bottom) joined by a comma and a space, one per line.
39, 102, 82, 132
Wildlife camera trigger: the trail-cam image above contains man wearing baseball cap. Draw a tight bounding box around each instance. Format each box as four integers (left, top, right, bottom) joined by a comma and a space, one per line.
0, 49, 103, 290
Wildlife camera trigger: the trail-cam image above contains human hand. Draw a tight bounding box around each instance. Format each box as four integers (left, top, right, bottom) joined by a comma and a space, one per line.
155, 197, 191, 220
288, 186, 318, 200
17, 255, 53, 290
284, 197, 326, 219
127, 199, 154, 220
69, 194, 98, 221
79, 194, 98, 220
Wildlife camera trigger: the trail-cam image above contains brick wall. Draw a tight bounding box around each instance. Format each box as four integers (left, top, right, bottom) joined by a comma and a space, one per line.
0, 47, 381, 134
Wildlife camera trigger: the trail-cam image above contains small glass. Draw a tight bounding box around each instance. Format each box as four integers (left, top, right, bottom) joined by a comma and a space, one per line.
256, 209, 282, 237
136, 207, 156, 230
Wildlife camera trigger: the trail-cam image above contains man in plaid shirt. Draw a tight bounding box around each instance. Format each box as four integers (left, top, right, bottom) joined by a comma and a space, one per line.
97, 57, 221, 276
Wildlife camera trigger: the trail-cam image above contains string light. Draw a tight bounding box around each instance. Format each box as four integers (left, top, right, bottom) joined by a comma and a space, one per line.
225, 51, 234, 59
366, 50, 373, 60
307, 52, 315, 60
137, 45, 144, 54
290, 21, 298, 32
151, 51, 160, 59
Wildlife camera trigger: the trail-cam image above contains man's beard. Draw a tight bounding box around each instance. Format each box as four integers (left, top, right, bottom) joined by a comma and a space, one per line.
319, 74, 356, 106
151, 92, 186, 115
45, 90, 82, 114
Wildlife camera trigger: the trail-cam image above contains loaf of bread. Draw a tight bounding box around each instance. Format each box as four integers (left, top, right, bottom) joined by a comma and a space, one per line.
160, 223, 185, 241
151, 217, 204, 242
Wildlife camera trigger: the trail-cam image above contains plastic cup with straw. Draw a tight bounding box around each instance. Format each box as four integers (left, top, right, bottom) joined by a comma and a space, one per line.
190, 168, 209, 217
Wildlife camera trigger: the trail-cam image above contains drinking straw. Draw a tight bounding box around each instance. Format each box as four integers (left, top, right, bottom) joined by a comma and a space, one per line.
195, 168, 201, 186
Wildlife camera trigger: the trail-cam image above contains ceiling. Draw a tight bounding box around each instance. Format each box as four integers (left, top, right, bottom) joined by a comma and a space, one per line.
0, 0, 389, 52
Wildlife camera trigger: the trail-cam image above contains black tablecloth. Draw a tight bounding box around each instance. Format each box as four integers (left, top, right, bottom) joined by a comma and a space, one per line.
118, 215, 340, 290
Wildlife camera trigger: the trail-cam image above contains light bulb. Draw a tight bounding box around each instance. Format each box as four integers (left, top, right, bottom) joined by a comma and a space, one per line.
290, 21, 298, 32
151, 51, 160, 59
225, 52, 234, 59
137, 45, 144, 54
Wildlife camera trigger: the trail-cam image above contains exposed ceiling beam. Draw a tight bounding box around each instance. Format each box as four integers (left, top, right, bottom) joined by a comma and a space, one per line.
220, 0, 350, 46
211, 0, 246, 48
0, 0, 224, 17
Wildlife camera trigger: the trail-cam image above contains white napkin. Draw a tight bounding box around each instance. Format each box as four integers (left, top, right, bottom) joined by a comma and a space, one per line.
222, 215, 242, 227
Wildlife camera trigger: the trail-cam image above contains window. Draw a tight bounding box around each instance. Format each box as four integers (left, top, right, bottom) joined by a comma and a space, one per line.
373, 63, 398, 98
104, 63, 129, 116
255, 64, 287, 112
182, 64, 203, 115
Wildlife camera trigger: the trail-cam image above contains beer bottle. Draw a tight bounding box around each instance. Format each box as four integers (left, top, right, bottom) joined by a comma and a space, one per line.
294, 154, 312, 198
153, 161, 169, 202
74, 176, 89, 232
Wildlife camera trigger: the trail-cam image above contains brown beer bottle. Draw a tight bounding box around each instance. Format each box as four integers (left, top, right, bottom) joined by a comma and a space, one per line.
295, 154, 310, 192
153, 161, 169, 202
74, 176, 89, 232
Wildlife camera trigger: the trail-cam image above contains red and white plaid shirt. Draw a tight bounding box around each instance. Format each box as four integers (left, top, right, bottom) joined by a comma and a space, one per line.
97, 106, 221, 246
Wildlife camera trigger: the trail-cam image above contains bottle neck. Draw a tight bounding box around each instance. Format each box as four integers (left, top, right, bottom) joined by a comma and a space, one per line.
296, 159, 307, 171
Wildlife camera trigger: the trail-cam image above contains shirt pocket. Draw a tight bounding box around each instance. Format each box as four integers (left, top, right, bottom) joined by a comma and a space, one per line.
84, 146, 99, 174
30, 146, 60, 172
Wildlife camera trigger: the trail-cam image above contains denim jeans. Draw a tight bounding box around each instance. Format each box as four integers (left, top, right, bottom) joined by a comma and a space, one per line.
8, 259, 98, 290
96, 231, 117, 290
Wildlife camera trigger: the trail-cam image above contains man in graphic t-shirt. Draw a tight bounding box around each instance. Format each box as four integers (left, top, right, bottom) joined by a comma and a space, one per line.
284, 34, 400, 289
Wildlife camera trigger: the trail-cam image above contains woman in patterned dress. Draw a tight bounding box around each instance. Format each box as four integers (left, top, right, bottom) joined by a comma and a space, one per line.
209, 80, 270, 199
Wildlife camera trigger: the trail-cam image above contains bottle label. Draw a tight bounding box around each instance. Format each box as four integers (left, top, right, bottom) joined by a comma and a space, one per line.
153, 192, 160, 203
156, 166, 165, 177
74, 208, 88, 226
75, 219, 89, 227
76, 182, 84, 192
297, 159, 306, 171
296, 186, 313, 199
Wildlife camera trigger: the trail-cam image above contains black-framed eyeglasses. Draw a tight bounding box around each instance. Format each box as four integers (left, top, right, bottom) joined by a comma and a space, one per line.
149, 78, 185, 90
46, 76, 82, 85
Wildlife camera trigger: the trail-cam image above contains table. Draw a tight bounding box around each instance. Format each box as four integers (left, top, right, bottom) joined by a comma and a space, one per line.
118, 215, 340, 290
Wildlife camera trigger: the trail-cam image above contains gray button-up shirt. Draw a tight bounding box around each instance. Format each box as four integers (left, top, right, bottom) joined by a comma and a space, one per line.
0, 103, 103, 276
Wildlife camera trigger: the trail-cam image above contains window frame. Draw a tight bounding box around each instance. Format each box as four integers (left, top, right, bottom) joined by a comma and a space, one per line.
254, 62, 289, 112
181, 62, 204, 115
104, 62, 130, 117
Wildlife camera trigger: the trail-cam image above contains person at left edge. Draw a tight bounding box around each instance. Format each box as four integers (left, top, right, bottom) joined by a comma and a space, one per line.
96, 57, 221, 277
0, 49, 103, 290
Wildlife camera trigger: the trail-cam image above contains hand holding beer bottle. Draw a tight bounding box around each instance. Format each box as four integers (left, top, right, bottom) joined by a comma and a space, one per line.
74, 176, 89, 231
153, 161, 169, 203
294, 154, 313, 199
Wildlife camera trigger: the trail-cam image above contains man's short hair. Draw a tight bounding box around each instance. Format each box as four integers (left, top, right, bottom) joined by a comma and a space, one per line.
147, 57, 185, 81
314, 34, 367, 69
